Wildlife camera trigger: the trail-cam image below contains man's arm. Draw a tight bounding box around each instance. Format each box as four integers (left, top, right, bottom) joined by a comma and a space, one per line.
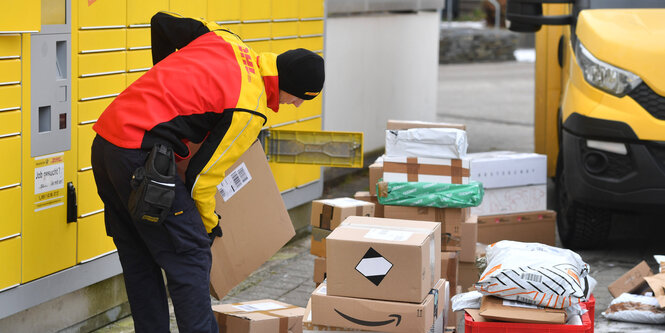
150, 11, 211, 65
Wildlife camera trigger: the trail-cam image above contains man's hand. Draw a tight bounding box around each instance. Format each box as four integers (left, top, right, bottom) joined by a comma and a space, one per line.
208, 212, 223, 246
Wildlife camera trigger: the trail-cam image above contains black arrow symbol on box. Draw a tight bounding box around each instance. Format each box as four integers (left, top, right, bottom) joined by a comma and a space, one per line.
334, 309, 401, 327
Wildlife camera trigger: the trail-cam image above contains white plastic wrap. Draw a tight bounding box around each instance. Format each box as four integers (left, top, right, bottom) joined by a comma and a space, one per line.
451, 291, 483, 312
385, 128, 468, 159
475, 241, 591, 309
602, 293, 665, 324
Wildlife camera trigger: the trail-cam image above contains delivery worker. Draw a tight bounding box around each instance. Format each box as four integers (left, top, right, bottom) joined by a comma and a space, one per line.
90, 11, 324, 333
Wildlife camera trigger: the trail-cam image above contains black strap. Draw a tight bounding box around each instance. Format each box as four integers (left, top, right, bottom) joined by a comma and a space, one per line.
225, 108, 268, 126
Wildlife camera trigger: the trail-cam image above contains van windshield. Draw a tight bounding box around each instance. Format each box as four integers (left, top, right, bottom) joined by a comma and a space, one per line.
589, 0, 665, 9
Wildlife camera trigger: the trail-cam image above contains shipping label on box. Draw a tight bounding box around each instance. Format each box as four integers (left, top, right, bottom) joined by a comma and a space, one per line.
311, 198, 375, 230
383, 156, 470, 184
311, 227, 332, 258
477, 210, 556, 246
210, 141, 295, 299
470, 184, 547, 216
467, 151, 546, 189
326, 216, 441, 303
353, 191, 384, 218
310, 279, 448, 333
386, 119, 466, 131
479, 296, 566, 324
213, 299, 305, 333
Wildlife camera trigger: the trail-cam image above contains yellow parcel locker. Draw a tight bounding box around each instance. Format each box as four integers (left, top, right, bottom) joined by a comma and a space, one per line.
78, 29, 127, 53
299, 36, 323, 52
127, 71, 148, 86
299, 0, 324, 18
0, 85, 21, 111
127, 28, 151, 49
241, 22, 271, 40
77, 213, 115, 263
268, 103, 296, 128
271, 37, 299, 55
78, 73, 126, 101
292, 118, 322, 186
78, 170, 103, 216
77, 0, 126, 28
170, 0, 207, 19
78, 98, 114, 124
0, 110, 21, 137
0, 1, 40, 32
0, 237, 21, 291
0, 35, 21, 58
241, 0, 271, 21
78, 51, 126, 77
77, 123, 96, 170
245, 39, 272, 54
208, 0, 240, 22
127, 49, 153, 71
272, 22, 298, 38
127, 0, 169, 25
272, 0, 298, 19
0, 136, 21, 188
299, 20, 324, 36
0, 187, 21, 239
296, 89, 322, 120
0, 59, 21, 84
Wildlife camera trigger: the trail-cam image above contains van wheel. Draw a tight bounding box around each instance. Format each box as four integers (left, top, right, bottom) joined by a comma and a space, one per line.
556, 163, 611, 249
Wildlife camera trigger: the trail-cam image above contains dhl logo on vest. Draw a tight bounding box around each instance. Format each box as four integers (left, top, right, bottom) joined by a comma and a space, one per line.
238, 46, 256, 82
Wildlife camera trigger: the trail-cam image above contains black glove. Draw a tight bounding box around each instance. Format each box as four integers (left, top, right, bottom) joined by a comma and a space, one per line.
208, 212, 223, 246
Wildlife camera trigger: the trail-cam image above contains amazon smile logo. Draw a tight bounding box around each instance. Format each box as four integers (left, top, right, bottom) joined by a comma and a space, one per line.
334, 309, 401, 327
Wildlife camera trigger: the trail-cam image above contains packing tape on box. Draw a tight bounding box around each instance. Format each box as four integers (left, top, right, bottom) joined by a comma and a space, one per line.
383, 157, 471, 184
225, 304, 301, 333
321, 204, 333, 230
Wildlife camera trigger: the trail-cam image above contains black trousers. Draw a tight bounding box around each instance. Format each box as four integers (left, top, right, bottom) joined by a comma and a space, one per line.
91, 135, 218, 333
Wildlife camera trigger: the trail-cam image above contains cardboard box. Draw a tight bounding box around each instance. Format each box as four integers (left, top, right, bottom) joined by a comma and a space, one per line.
326, 216, 441, 303
368, 163, 383, 196
311, 227, 332, 258
644, 272, 665, 307
458, 262, 480, 291
210, 141, 296, 299
386, 119, 466, 131
459, 216, 477, 263
477, 211, 556, 246
608, 260, 653, 298
213, 299, 305, 333
478, 296, 566, 324
470, 184, 547, 216
383, 205, 468, 238
311, 198, 375, 230
314, 257, 327, 285
353, 191, 384, 218
441, 252, 458, 291
310, 279, 448, 333
467, 151, 547, 189
383, 156, 470, 184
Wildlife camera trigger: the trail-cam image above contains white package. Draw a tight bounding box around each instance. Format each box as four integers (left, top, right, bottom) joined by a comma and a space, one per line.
385, 128, 468, 159
451, 291, 483, 312
602, 293, 665, 324
475, 240, 590, 309
467, 151, 547, 188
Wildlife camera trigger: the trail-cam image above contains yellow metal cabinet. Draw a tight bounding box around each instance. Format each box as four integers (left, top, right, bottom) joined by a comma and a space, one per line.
0, 187, 21, 239
0, 59, 21, 84
127, 71, 148, 86
296, 90, 322, 120
269, 160, 296, 192
78, 98, 113, 124
0, 35, 21, 57
127, 28, 151, 49
272, 0, 298, 19
0, 136, 21, 188
127, 49, 153, 72
292, 118, 322, 186
77, 213, 115, 263
241, 0, 271, 21
78, 52, 127, 77
208, 0, 241, 22
241, 22, 271, 40
299, 36, 323, 52
270, 104, 297, 128
78, 29, 127, 53
77, 124, 96, 170
299, 0, 324, 18
245, 40, 272, 54
170, 0, 207, 19
0, 1, 40, 33
0, 110, 21, 136
78, 73, 126, 101
299, 20, 324, 36
77, 0, 126, 28
0, 85, 21, 111
0, 237, 20, 291
272, 22, 298, 38
127, 0, 169, 26
78, 170, 104, 217
271, 38, 299, 54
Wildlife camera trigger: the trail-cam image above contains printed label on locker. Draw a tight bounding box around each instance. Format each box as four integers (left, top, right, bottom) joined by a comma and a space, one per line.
217, 162, 252, 202
233, 302, 286, 312
364, 228, 412, 242
35, 162, 65, 194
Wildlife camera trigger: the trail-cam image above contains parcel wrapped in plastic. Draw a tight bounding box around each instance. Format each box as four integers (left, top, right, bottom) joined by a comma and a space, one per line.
376, 180, 484, 208
385, 128, 468, 159
475, 240, 592, 309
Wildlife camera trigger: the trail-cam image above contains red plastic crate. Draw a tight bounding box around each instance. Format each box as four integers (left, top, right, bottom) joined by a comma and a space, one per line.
581, 294, 595, 326
464, 304, 593, 333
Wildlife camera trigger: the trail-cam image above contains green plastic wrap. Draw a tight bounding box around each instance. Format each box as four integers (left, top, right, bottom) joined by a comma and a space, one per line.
377, 180, 484, 208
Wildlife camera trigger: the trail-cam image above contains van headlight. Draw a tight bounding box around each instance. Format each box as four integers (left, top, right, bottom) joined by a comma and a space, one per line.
576, 41, 642, 97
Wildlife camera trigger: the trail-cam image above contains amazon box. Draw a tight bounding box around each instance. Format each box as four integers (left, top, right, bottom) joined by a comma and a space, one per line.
608, 260, 653, 298
311, 227, 332, 258
210, 141, 295, 299
353, 191, 384, 218
383, 156, 470, 184
369, 163, 383, 196
311, 198, 375, 230
213, 299, 304, 333
326, 216, 441, 303
310, 279, 448, 333
479, 296, 566, 324
477, 211, 556, 246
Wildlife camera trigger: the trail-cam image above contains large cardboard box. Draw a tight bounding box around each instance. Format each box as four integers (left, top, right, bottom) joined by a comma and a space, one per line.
368, 163, 383, 196
310, 198, 375, 230
477, 211, 556, 246
311, 227, 332, 258
458, 262, 480, 291
311, 279, 448, 333
326, 216, 441, 303
478, 296, 566, 324
467, 151, 547, 189
386, 119, 466, 131
441, 252, 458, 290
470, 184, 547, 216
213, 299, 305, 333
210, 141, 296, 299
459, 216, 478, 263
608, 260, 653, 297
383, 205, 468, 238
353, 191, 384, 218
383, 156, 470, 184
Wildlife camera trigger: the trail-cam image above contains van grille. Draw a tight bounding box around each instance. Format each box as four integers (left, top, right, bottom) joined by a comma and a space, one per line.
628, 83, 665, 120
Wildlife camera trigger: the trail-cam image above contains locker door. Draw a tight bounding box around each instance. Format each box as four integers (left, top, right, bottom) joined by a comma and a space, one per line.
0, 1, 41, 33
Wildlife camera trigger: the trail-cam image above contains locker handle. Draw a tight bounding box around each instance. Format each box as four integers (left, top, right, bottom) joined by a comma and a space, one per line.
67, 182, 77, 223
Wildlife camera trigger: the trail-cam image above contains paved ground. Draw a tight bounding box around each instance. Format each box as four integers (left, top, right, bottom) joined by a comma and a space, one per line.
94, 61, 665, 332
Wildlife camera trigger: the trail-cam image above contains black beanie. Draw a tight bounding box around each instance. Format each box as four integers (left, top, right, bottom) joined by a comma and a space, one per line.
276, 48, 325, 100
